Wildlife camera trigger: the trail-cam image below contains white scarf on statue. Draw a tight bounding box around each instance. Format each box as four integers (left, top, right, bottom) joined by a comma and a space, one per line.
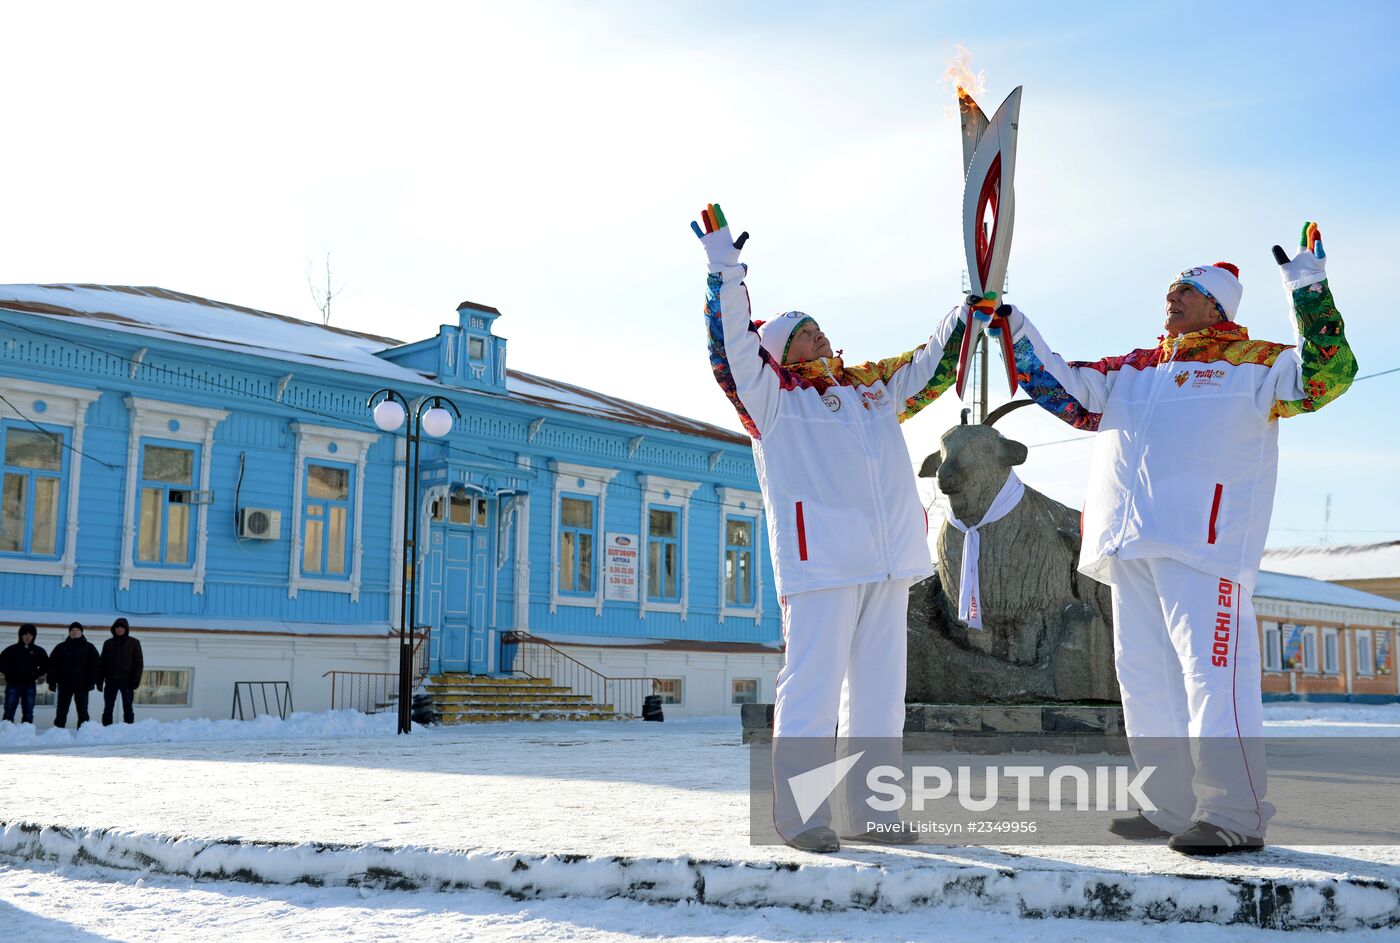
945, 471, 1025, 630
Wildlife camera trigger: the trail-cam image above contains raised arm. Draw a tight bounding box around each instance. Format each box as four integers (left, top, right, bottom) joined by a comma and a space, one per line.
1261, 223, 1358, 420
844, 307, 965, 422
991, 303, 1125, 428
696, 202, 785, 438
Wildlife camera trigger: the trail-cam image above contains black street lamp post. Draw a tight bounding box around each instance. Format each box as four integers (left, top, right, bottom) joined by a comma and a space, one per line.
368, 388, 461, 734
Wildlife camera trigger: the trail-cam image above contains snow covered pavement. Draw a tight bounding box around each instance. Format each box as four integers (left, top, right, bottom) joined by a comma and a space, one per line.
1, 707, 1399, 932
10, 858, 1400, 943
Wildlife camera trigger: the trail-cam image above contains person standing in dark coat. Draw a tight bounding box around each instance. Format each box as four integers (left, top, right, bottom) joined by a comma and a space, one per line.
47, 622, 101, 729
2, 623, 50, 725
99, 617, 143, 726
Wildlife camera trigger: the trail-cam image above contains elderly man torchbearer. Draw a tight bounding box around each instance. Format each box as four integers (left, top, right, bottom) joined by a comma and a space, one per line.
694, 203, 964, 852
989, 223, 1356, 854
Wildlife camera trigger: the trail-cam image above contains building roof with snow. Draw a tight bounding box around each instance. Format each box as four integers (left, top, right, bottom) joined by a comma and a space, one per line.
0, 282, 746, 445
1256, 570, 1400, 615
1262, 542, 1400, 583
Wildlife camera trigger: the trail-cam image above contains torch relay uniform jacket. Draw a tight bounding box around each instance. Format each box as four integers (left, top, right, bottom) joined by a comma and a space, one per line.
705, 254, 965, 598
1010, 257, 1355, 591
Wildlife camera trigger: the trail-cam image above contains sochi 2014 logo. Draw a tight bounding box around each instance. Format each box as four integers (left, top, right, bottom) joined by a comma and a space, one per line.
1174, 372, 1189, 387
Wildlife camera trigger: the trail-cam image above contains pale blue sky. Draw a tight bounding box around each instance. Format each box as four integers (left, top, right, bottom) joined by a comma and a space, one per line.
2, 0, 1396, 547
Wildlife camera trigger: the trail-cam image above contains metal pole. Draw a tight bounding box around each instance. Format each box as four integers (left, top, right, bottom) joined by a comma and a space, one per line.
400, 409, 420, 735
977, 334, 990, 423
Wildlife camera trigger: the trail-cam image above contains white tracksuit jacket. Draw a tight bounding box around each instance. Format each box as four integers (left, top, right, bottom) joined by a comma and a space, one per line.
704, 256, 965, 598
1008, 257, 1356, 591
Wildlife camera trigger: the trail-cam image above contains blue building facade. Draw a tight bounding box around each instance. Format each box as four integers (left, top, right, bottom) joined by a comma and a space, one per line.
0, 284, 781, 718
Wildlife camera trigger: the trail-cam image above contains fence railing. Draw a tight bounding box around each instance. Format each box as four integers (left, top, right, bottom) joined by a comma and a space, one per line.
231, 681, 293, 720
323, 670, 399, 714
323, 628, 431, 715
499, 630, 657, 718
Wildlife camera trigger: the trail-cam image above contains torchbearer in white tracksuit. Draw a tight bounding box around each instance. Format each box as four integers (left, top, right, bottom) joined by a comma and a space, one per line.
989, 222, 1356, 855
692, 203, 965, 853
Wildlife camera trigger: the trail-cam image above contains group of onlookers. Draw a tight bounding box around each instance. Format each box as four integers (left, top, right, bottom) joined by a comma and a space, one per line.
0, 619, 145, 728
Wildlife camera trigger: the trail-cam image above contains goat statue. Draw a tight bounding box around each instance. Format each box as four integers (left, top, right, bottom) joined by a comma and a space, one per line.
906, 405, 1120, 704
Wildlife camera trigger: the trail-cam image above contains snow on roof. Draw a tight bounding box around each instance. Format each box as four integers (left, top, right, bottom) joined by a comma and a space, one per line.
506, 369, 746, 444
0, 283, 746, 445
1255, 570, 1400, 615
1262, 541, 1400, 582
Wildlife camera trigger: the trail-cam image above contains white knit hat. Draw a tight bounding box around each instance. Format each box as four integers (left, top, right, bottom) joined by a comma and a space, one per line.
756, 311, 814, 363
1174, 262, 1243, 321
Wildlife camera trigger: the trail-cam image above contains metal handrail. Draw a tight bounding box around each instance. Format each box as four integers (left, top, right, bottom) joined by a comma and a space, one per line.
500, 630, 658, 718
322, 670, 399, 714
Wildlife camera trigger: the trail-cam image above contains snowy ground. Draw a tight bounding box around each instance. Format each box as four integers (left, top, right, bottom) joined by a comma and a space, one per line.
1, 704, 1399, 938
7, 858, 1400, 943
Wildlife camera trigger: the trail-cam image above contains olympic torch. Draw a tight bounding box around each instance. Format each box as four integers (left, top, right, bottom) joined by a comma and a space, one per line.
954, 84, 1023, 399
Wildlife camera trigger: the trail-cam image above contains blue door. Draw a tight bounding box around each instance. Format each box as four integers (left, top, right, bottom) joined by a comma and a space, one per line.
428, 490, 496, 674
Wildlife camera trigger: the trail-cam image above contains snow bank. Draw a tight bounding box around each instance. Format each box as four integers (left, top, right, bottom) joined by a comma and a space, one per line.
2, 821, 1395, 930
0, 709, 395, 750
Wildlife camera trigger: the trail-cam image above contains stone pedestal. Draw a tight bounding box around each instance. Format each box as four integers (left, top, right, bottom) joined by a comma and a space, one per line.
741, 701, 1126, 754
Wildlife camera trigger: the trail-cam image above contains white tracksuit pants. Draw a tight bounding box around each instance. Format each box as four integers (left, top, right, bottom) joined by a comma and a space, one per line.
771, 579, 911, 838
1111, 557, 1275, 837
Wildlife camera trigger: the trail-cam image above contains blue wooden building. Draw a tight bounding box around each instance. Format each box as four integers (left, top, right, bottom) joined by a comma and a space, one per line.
0, 284, 782, 719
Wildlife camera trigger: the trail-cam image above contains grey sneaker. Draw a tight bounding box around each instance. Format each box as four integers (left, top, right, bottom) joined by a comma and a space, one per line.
843, 823, 921, 845
1108, 813, 1172, 840
784, 825, 841, 854
1168, 820, 1264, 856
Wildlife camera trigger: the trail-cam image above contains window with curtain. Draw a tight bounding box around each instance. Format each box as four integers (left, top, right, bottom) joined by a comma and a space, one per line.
0, 424, 66, 558
302, 462, 352, 578
136, 442, 196, 567
558, 494, 596, 595
647, 506, 680, 602
1358, 632, 1374, 676
724, 515, 755, 607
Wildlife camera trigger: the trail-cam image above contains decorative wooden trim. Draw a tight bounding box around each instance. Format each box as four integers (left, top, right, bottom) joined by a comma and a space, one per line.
286, 422, 380, 600
716, 486, 765, 624
119, 396, 229, 593
636, 474, 701, 622
0, 376, 100, 587
547, 461, 618, 615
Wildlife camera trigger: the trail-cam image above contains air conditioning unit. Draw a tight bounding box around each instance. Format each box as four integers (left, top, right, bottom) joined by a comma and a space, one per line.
237, 507, 282, 540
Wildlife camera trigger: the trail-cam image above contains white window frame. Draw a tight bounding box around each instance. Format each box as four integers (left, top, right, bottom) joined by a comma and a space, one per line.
716, 486, 764, 623
655, 677, 684, 705
637, 474, 700, 621
1263, 623, 1282, 672
731, 677, 759, 705
287, 422, 379, 601
134, 667, 194, 707
0, 377, 100, 586
548, 461, 618, 615
120, 397, 228, 593
1357, 631, 1375, 677
1302, 626, 1319, 673
1322, 627, 1340, 675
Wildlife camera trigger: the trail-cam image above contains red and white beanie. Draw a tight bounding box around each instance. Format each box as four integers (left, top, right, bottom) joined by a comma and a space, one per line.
755, 310, 814, 363
1175, 262, 1242, 321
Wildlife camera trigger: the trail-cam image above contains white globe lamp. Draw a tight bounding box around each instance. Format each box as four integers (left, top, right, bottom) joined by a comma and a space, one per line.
421, 406, 454, 438
372, 399, 406, 432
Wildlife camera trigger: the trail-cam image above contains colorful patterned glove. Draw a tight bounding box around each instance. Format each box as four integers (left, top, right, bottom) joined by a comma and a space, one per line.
1273, 221, 1327, 291
690, 202, 749, 269
969, 295, 1023, 338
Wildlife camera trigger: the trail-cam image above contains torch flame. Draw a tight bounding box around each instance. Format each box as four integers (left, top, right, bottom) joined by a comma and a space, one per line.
941, 43, 986, 117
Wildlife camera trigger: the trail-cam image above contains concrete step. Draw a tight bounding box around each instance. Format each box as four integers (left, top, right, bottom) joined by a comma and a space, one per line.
427, 686, 583, 697
429, 698, 604, 711
434, 708, 620, 724
427, 675, 551, 686
430, 693, 595, 705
